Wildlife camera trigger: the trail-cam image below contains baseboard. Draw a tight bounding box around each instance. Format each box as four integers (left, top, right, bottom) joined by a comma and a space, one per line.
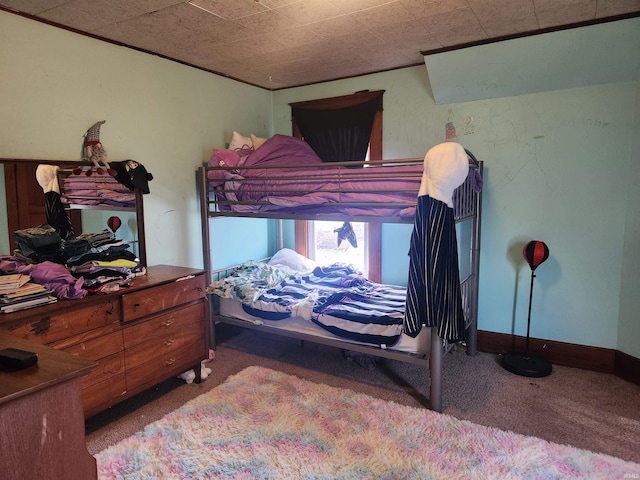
614, 350, 640, 385
477, 330, 639, 385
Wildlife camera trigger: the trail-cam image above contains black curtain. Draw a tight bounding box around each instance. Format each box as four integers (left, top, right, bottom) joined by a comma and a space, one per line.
292, 97, 379, 163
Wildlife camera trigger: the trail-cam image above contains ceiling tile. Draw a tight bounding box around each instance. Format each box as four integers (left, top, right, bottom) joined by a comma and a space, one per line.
420, 6, 487, 47
373, 18, 443, 51
306, 12, 373, 38
126, 0, 184, 14
352, 1, 415, 29
39, 0, 147, 31
468, 0, 539, 36
330, 0, 399, 14
188, 0, 267, 20
232, 8, 293, 35
275, 0, 342, 25
0, 0, 67, 15
533, 0, 595, 29
595, 0, 640, 17
256, 0, 299, 9
400, 0, 470, 19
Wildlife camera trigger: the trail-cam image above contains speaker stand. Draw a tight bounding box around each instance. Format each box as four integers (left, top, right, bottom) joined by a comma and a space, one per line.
502, 352, 552, 377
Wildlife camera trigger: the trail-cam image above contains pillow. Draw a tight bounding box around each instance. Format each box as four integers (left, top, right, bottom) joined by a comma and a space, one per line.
207, 148, 240, 186
268, 248, 316, 273
229, 131, 253, 151
251, 134, 267, 150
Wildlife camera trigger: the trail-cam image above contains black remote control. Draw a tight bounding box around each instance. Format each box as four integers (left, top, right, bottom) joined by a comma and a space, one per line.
0, 348, 38, 371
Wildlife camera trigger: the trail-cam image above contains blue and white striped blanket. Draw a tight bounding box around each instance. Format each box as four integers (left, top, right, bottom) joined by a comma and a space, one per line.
241, 264, 405, 346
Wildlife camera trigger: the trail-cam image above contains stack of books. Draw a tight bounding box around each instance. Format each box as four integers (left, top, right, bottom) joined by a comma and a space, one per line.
0, 274, 57, 313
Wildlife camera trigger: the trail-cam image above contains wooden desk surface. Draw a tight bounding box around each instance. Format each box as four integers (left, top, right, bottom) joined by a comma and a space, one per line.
0, 332, 99, 480
0, 264, 205, 327
0, 331, 96, 405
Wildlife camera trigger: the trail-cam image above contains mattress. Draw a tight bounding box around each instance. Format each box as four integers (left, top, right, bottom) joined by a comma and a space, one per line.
218, 297, 431, 355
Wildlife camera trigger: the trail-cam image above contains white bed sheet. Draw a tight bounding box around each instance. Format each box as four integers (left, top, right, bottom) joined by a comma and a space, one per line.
219, 297, 430, 355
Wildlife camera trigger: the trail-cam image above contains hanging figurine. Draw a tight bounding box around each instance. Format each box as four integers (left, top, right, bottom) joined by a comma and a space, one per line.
74, 120, 116, 176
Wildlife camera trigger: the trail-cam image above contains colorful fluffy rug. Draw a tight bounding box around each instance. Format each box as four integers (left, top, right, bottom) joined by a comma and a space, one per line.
96, 366, 640, 479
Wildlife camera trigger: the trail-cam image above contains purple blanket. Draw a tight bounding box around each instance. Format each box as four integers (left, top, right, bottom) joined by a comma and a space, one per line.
61, 176, 135, 207
213, 135, 423, 218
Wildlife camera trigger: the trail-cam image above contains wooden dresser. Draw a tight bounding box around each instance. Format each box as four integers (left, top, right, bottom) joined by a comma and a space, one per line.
0, 265, 209, 418
0, 331, 98, 479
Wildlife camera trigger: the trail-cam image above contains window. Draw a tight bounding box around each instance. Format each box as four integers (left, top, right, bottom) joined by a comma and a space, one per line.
290, 91, 384, 282
308, 221, 367, 277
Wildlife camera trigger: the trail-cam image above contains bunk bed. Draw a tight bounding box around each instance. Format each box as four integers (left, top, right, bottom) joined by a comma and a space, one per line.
197, 136, 483, 412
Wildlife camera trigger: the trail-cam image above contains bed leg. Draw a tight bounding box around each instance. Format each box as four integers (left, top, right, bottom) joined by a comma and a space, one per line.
429, 326, 444, 413
209, 296, 219, 350
466, 320, 478, 356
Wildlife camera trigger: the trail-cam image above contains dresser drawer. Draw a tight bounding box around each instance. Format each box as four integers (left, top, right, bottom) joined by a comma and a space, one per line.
124, 310, 205, 392
124, 304, 205, 368
125, 339, 205, 393
82, 371, 127, 417
7, 299, 120, 345
57, 330, 124, 360
121, 274, 205, 322
80, 351, 125, 388
123, 302, 205, 349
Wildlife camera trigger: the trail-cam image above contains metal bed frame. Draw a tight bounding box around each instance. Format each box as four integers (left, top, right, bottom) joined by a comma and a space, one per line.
197, 157, 483, 412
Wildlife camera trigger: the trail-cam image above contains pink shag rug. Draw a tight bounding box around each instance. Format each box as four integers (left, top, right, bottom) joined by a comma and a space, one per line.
96, 366, 640, 479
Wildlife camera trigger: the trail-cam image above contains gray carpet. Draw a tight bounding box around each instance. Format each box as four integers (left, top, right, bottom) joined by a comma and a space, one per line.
86, 324, 640, 465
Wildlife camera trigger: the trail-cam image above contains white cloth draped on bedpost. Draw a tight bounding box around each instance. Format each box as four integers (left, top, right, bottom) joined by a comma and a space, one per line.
404, 142, 469, 341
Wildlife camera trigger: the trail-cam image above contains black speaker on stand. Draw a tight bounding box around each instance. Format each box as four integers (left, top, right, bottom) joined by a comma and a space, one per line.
502, 240, 553, 378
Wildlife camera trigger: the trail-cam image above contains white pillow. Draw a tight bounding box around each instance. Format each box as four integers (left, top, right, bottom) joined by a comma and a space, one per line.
251, 134, 267, 149
268, 248, 316, 273
229, 131, 253, 151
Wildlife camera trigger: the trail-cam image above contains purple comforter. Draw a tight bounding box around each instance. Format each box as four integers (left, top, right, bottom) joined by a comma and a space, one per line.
61, 175, 135, 207
213, 135, 423, 217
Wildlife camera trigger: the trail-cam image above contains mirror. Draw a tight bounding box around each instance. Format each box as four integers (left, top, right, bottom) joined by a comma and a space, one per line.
1, 159, 146, 266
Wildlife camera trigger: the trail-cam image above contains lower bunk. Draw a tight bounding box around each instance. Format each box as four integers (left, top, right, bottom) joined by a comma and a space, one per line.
207, 250, 478, 412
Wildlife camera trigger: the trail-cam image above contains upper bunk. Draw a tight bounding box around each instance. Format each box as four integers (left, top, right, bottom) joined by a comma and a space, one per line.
197, 134, 484, 225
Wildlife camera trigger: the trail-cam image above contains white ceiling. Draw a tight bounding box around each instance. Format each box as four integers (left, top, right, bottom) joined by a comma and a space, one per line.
2, 0, 639, 90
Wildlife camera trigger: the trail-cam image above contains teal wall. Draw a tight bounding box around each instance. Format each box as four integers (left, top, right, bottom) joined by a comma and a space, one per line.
0, 10, 272, 270
616, 80, 640, 356
1, 11, 638, 358
272, 62, 639, 357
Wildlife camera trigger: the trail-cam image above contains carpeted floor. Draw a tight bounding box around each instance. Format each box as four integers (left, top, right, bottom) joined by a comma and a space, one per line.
95, 365, 640, 480
86, 325, 640, 466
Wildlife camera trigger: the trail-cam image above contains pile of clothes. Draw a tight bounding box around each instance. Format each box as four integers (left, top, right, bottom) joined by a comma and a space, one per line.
12, 225, 144, 297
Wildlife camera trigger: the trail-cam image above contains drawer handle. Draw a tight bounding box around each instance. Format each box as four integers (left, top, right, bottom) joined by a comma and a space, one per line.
197, 287, 203, 292
164, 358, 176, 366
134, 303, 141, 308
164, 339, 175, 347
162, 320, 174, 327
